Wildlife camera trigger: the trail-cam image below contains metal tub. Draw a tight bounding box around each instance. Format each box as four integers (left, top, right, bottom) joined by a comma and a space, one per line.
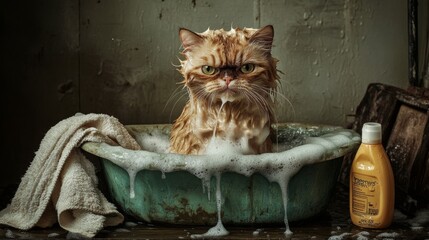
82, 123, 360, 225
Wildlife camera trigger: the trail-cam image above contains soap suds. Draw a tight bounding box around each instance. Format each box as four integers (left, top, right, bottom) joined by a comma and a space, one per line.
47, 233, 61, 238
192, 100, 232, 239
83, 124, 360, 238
376, 232, 399, 238
5, 229, 14, 238
328, 232, 352, 240
190, 175, 229, 238
352, 231, 370, 240
134, 129, 170, 153
252, 228, 264, 236
90, 129, 359, 237
206, 97, 256, 155
211, 98, 227, 139
190, 220, 229, 239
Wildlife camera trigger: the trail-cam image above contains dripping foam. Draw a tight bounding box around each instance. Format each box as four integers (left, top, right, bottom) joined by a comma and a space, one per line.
91, 104, 360, 237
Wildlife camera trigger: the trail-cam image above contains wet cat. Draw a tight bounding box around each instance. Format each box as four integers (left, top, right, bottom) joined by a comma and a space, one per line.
170, 25, 279, 155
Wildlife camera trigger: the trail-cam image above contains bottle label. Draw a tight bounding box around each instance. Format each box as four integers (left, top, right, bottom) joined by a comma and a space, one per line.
351, 173, 380, 216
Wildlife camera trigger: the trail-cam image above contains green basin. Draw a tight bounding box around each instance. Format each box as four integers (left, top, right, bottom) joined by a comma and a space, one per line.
82, 123, 360, 225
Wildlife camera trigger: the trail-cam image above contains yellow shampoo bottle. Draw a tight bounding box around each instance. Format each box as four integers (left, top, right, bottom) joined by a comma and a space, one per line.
350, 122, 395, 228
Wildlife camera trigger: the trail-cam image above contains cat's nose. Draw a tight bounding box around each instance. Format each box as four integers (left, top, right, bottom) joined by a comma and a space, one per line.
222, 73, 234, 86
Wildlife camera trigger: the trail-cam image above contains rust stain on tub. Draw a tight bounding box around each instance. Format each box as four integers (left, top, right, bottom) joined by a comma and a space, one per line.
162, 198, 217, 224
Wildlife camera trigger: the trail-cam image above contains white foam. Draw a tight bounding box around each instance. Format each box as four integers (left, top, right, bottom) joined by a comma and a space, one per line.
411, 226, 423, 231
328, 232, 352, 240
134, 130, 170, 153
124, 221, 138, 227
212, 98, 227, 139
352, 231, 370, 240
355, 235, 369, 240
205, 137, 244, 155
90, 127, 359, 237
376, 232, 399, 238
5, 229, 14, 238
252, 228, 263, 236
205, 98, 255, 155
84, 101, 360, 238
190, 175, 229, 239
47, 233, 60, 238
190, 220, 229, 239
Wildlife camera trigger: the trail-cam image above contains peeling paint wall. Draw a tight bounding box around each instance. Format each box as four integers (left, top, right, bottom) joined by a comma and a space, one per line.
1, 0, 421, 187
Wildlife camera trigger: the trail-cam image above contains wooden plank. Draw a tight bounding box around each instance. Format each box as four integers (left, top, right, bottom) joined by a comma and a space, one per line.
340, 83, 429, 214
386, 105, 427, 195
339, 83, 400, 184
350, 83, 401, 145
421, 153, 429, 200
409, 112, 429, 202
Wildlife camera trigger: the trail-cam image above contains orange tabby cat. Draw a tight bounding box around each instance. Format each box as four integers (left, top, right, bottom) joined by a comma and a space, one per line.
170, 25, 279, 155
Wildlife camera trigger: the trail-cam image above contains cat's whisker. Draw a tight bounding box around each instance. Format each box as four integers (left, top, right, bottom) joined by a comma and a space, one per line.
274, 92, 295, 118
239, 86, 270, 117
191, 87, 216, 112
275, 79, 295, 106
163, 85, 187, 114
208, 94, 217, 115
192, 86, 210, 100
244, 94, 269, 118
250, 90, 269, 111
171, 62, 182, 68
242, 83, 271, 106
251, 87, 277, 120
254, 93, 273, 119
258, 87, 296, 120
169, 91, 190, 122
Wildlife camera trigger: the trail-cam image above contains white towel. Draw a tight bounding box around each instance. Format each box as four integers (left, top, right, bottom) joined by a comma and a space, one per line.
0, 113, 141, 237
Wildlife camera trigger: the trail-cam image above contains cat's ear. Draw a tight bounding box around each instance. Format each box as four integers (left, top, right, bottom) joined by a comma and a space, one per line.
249, 25, 274, 51
179, 28, 203, 51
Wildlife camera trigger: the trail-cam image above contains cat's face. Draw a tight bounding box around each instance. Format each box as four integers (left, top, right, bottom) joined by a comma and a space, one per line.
178, 25, 278, 105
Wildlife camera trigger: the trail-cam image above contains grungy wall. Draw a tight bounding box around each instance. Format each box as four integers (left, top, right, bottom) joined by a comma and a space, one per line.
1, 0, 416, 187
78, 0, 410, 126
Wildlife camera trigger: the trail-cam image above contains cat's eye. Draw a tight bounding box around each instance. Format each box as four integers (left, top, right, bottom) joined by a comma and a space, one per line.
240, 64, 255, 73
201, 65, 217, 75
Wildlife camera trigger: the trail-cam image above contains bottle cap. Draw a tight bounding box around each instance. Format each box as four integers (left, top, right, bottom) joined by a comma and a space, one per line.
362, 122, 382, 144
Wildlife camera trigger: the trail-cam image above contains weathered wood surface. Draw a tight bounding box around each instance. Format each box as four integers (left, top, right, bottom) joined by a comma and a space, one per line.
340, 83, 429, 214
